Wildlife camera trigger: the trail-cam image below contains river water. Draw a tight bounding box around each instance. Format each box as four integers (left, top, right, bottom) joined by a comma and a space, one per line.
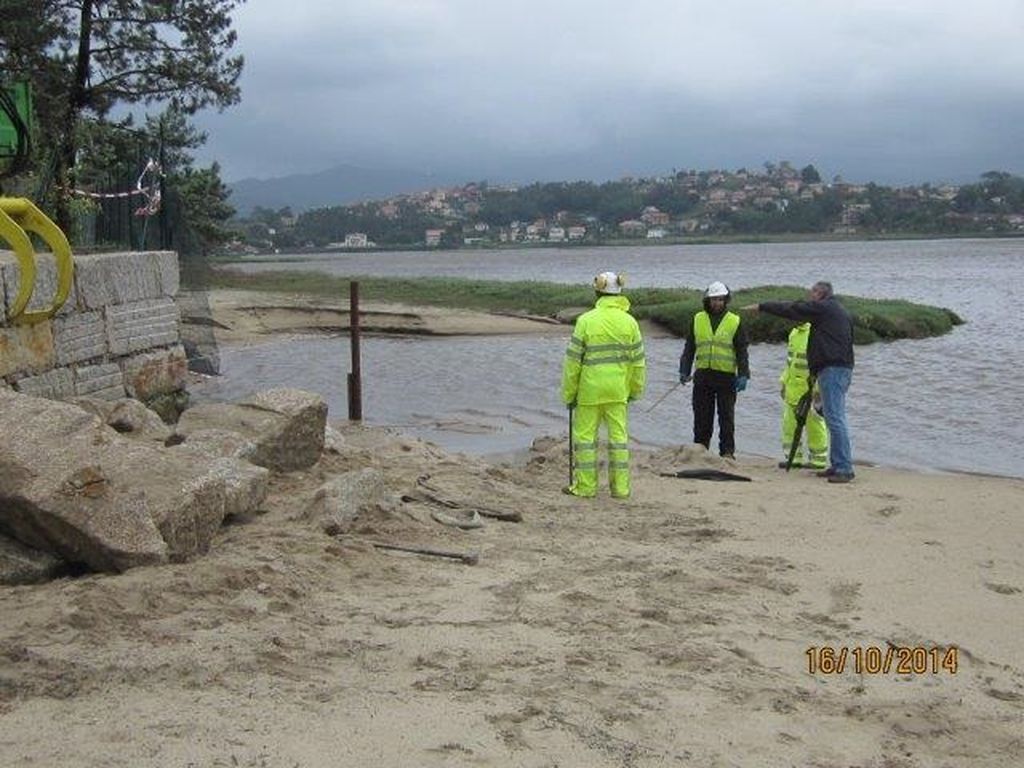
192, 238, 1024, 478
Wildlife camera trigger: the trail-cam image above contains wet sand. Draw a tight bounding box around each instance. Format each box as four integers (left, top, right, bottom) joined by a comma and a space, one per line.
196, 289, 573, 343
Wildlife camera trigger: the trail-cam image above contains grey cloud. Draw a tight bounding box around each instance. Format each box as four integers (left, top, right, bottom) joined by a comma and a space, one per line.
194, 1, 1024, 186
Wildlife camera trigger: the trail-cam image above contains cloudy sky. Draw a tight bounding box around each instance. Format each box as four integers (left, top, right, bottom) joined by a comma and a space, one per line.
194, 0, 1024, 186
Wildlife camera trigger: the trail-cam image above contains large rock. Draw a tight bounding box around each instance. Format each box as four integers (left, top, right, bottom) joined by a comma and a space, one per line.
122, 345, 188, 400
324, 423, 346, 454
303, 468, 389, 535
121, 452, 227, 559
67, 396, 173, 445
198, 458, 268, 519
0, 391, 233, 571
175, 388, 327, 472
169, 431, 269, 519
172, 427, 257, 460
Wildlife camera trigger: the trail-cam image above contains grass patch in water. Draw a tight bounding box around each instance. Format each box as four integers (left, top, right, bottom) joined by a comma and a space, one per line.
208, 268, 964, 343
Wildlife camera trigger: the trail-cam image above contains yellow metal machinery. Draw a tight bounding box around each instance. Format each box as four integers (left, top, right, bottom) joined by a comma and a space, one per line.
2, 81, 74, 324
0, 197, 74, 324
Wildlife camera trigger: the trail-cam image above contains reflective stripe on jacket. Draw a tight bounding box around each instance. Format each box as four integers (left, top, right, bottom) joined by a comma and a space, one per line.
562, 295, 646, 406
779, 322, 813, 403
693, 311, 740, 374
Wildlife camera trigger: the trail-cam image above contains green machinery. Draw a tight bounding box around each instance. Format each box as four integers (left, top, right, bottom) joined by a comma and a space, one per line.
1, 80, 74, 325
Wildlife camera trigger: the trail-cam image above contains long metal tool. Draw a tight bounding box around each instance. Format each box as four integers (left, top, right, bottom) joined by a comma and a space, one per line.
645, 381, 682, 413
373, 542, 479, 566
785, 375, 816, 472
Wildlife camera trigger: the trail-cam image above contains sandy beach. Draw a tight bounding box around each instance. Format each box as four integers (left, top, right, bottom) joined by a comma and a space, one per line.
1, 290, 1022, 767
195, 289, 575, 342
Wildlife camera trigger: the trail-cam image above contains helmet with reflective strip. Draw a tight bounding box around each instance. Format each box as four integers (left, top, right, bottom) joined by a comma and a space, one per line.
704, 281, 729, 298
593, 271, 624, 294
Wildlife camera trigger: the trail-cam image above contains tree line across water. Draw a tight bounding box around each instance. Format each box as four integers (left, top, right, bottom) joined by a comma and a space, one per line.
236, 169, 1024, 253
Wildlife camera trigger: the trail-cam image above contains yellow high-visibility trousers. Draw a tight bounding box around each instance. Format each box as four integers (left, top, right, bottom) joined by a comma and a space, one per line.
781, 401, 828, 468
570, 402, 631, 497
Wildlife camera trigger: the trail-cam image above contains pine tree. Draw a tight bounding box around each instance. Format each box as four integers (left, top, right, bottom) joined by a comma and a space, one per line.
0, 0, 244, 230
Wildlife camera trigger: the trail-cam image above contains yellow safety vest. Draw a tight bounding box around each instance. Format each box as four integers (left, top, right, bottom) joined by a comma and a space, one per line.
693, 311, 740, 374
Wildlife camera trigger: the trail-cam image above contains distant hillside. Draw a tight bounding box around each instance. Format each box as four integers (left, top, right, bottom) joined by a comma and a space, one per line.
226, 164, 452, 215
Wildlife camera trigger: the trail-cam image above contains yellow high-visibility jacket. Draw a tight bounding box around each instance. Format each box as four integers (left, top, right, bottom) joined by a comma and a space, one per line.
562, 295, 646, 406
779, 322, 814, 403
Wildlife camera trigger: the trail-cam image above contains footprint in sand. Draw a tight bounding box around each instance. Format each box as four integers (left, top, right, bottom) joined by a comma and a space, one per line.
828, 581, 861, 614
984, 582, 1021, 595
874, 505, 901, 518
985, 688, 1024, 702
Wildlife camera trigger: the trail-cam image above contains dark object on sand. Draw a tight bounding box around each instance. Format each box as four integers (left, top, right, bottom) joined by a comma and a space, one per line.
372, 542, 480, 565
659, 469, 752, 482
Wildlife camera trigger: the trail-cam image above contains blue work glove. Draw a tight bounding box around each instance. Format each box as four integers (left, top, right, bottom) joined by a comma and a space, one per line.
733, 375, 748, 393
679, 373, 692, 385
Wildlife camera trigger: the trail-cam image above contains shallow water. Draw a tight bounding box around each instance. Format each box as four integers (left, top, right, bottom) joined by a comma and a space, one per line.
194, 238, 1024, 478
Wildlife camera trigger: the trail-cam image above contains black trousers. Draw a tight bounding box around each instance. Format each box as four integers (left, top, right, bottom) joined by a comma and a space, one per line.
691, 369, 737, 456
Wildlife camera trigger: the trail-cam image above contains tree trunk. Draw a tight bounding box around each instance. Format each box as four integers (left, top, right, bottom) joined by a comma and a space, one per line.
55, 0, 94, 234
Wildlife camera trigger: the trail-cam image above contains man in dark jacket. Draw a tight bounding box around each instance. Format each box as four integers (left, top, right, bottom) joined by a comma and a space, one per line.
741, 281, 856, 483
679, 281, 750, 459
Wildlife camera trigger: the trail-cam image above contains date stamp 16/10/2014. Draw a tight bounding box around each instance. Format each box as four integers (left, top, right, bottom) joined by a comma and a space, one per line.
806, 645, 959, 676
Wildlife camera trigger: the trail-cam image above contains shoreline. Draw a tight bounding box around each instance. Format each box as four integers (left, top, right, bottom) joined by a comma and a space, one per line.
214, 231, 1024, 261
473, 438, 1022, 483
185, 289, 1018, 481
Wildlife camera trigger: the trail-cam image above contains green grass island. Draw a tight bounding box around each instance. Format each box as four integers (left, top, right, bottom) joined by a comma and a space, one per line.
208, 269, 964, 344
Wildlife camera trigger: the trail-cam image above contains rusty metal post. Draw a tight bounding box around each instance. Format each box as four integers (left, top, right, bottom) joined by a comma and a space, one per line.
347, 280, 363, 421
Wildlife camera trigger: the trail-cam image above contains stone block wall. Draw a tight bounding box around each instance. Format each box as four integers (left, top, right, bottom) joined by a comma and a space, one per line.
0, 250, 186, 403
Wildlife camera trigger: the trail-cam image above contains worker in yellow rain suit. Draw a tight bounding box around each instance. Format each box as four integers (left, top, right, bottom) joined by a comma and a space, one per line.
561, 271, 646, 498
779, 322, 829, 469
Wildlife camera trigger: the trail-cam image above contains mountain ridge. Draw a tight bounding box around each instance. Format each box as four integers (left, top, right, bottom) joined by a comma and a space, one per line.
226, 163, 455, 215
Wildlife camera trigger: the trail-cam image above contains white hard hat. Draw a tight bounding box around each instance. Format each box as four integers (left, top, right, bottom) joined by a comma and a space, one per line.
705, 281, 729, 298
594, 271, 624, 294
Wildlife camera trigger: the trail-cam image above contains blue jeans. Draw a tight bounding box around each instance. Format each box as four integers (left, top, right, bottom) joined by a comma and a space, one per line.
817, 366, 854, 474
